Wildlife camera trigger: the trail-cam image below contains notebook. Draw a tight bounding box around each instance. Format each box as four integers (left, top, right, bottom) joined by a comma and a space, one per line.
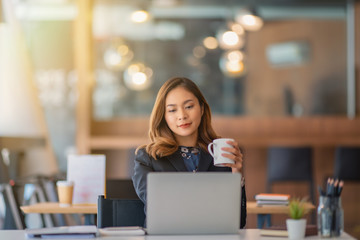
146, 172, 241, 235
25, 225, 98, 238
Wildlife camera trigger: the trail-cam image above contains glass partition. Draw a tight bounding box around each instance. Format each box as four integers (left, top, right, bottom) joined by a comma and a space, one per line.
92, 1, 348, 119
14, 0, 349, 121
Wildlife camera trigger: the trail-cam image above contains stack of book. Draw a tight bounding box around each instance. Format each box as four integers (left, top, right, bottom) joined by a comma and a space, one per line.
255, 193, 290, 206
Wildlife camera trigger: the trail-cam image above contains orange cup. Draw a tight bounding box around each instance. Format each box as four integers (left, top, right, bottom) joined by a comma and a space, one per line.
56, 181, 74, 207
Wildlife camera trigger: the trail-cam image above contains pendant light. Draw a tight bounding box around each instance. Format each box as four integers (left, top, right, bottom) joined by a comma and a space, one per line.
235, 7, 263, 32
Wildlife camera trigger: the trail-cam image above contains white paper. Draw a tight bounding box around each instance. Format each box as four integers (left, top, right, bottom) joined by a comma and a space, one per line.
98, 226, 146, 236
67, 154, 106, 204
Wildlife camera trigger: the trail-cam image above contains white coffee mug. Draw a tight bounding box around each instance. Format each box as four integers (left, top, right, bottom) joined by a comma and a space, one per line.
208, 138, 235, 167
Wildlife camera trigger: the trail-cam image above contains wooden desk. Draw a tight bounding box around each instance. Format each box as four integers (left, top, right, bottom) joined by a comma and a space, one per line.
21, 202, 97, 225
0, 229, 356, 240
21, 201, 315, 215
247, 201, 315, 229
247, 201, 315, 214
21, 202, 97, 214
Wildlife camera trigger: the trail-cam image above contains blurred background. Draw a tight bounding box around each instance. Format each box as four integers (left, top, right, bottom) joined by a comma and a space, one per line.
0, 0, 359, 237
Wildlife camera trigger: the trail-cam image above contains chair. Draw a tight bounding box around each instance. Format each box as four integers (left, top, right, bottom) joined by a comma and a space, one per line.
334, 147, 360, 181
0, 183, 26, 229
0, 153, 25, 229
266, 146, 315, 201
105, 179, 139, 199
318, 146, 360, 200
97, 195, 145, 228
260, 146, 315, 228
22, 175, 67, 227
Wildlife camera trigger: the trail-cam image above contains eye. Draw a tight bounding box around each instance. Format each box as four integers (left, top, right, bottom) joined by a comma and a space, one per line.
168, 109, 176, 113
185, 105, 194, 109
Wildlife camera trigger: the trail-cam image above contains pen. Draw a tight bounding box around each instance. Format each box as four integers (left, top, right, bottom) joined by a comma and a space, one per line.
329, 178, 335, 197
337, 180, 344, 196
326, 178, 331, 196
334, 179, 339, 197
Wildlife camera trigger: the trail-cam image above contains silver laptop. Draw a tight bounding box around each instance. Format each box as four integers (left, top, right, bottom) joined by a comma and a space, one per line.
146, 172, 241, 235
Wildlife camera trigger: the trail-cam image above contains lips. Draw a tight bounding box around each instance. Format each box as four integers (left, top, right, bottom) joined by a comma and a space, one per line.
178, 123, 191, 128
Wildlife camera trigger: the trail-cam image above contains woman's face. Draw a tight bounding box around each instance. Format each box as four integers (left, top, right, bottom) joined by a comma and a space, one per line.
164, 86, 203, 146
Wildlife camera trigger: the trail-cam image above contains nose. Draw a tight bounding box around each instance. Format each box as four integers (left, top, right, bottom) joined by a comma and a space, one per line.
178, 109, 187, 120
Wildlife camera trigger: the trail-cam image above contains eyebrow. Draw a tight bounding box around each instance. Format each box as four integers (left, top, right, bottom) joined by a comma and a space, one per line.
166, 99, 194, 107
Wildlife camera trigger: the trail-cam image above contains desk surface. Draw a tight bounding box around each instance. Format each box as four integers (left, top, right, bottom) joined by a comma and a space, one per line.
247, 201, 315, 214
21, 201, 315, 215
20, 202, 96, 214
0, 229, 355, 240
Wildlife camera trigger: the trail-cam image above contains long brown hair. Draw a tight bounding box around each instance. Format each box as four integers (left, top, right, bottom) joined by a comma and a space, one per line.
137, 77, 218, 159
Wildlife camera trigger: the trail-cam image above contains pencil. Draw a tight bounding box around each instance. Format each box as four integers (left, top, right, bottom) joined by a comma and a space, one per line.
337, 180, 344, 196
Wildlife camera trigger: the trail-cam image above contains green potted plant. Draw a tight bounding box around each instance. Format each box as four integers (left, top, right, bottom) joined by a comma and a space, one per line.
286, 198, 308, 240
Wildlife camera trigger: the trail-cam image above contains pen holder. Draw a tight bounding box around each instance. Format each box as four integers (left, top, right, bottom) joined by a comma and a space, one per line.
317, 196, 344, 237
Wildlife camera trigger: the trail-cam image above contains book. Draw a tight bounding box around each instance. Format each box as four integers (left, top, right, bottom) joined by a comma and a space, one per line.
256, 200, 289, 206
260, 229, 288, 237
25, 225, 98, 239
98, 226, 146, 236
255, 193, 290, 201
260, 225, 317, 237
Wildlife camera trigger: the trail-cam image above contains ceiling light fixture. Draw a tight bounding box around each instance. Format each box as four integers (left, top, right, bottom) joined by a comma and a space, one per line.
130, 1, 152, 24
131, 9, 150, 23
235, 7, 264, 32
123, 62, 153, 91
216, 28, 245, 50
203, 36, 218, 50
219, 50, 247, 77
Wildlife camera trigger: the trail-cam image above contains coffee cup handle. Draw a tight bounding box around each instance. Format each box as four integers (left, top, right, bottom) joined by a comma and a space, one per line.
208, 143, 214, 157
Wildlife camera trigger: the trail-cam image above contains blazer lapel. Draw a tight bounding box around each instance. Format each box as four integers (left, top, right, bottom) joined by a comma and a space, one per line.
166, 151, 188, 172
197, 149, 213, 172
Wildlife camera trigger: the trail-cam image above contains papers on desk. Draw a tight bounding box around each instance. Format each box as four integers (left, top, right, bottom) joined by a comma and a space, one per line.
255, 193, 290, 206
98, 226, 146, 236
25, 225, 98, 238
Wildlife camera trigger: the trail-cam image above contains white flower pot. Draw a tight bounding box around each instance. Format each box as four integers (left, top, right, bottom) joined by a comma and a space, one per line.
286, 219, 307, 240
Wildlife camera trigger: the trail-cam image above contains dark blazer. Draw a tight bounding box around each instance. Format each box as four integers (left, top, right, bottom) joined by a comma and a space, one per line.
132, 147, 247, 228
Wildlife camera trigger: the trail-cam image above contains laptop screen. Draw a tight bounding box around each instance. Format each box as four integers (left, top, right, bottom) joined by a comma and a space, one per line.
146, 172, 241, 235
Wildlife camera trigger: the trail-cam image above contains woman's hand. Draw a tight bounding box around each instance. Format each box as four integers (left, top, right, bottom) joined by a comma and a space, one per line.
221, 140, 243, 173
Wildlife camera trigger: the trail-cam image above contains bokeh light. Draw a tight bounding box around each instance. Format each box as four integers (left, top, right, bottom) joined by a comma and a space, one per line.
193, 46, 206, 58
104, 40, 133, 71
235, 10, 264, 32
131, 10, 150, 23
216, 29, 245, 50
219, 50, 247, 77
123, 62, 153, 90
203, 36, 218, 50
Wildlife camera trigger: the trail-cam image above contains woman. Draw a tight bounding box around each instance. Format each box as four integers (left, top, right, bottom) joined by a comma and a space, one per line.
132, 77, 246, 228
